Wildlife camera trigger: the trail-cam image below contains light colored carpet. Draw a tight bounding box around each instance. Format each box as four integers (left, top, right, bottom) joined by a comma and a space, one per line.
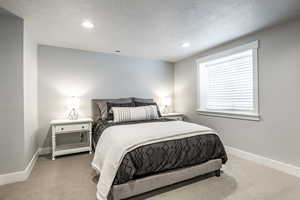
1, 153, 300, 200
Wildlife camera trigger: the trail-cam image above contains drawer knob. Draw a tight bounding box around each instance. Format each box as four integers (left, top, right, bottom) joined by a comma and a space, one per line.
82, 126, 85, 128
61, 128, 64, 130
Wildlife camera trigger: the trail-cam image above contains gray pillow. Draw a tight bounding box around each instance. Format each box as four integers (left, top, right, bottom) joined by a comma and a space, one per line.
96, 98, 133, 120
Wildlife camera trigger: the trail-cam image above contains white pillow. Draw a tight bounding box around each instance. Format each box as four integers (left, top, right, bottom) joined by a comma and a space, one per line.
112, 105, 159, 123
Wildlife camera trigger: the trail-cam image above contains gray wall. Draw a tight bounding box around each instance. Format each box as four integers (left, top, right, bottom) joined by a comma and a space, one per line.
23, 24, 38, 165
38, 45, 174, 147
174, 17, 300, 167
0, 13, 24, 174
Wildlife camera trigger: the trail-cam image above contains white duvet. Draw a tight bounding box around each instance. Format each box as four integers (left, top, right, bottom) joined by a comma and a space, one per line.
92, 120, 217, 200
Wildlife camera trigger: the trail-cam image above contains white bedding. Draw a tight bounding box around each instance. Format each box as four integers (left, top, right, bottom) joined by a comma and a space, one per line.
91, 120, 217, 200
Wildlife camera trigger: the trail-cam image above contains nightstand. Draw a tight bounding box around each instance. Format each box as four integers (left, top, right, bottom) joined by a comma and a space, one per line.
161, 113, 184, 121
50, 118, 93, 160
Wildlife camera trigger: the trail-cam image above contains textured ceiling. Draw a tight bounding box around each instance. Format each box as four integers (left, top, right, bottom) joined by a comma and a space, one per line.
1, 0, 300, 62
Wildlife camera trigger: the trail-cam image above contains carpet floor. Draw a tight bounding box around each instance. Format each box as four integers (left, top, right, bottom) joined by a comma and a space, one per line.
1, 153, 300, 200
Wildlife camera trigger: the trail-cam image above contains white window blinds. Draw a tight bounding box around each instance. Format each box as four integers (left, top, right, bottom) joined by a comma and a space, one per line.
205, 50, 253, 110
197, 41, 259, 120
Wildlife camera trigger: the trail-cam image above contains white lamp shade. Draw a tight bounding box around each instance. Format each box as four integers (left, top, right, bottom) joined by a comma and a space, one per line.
161, 96, 172, 106
68, 96, 80, 109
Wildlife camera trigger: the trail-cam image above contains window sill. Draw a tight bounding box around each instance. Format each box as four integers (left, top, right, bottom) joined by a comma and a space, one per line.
197, 110, 260, 121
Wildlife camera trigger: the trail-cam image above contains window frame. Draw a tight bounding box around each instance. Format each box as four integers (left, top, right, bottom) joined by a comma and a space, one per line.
196, 41, 260, 121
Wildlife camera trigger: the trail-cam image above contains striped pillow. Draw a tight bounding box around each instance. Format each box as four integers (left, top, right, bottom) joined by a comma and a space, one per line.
112, 105, 159, 123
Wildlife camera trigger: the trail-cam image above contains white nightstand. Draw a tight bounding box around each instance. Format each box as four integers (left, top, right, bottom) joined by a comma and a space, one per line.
161, 113, 184, 121
50, 118, 93, 160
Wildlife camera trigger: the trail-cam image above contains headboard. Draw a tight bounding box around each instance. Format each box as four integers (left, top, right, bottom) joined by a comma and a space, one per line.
91, 97, 154, 121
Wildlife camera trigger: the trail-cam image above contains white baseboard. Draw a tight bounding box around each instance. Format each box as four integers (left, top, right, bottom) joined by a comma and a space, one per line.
0, 148, 40, 186
225, 145, 300, 178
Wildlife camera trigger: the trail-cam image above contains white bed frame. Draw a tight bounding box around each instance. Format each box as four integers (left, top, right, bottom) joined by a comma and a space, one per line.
111, 159, 222, 199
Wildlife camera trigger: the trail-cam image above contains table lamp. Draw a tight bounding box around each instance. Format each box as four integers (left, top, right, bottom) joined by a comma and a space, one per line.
68, 96, 80, 120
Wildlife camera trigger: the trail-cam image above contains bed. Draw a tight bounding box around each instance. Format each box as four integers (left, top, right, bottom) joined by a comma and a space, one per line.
91, 98, 227, 200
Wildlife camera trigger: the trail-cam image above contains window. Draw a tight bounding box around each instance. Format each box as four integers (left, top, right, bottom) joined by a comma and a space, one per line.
197, 41, 259, 120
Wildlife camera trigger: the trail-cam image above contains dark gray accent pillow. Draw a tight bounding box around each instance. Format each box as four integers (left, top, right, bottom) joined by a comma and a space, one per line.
132, 97, 154, 104
106, 102, 135, 120
96, 98, 133, 120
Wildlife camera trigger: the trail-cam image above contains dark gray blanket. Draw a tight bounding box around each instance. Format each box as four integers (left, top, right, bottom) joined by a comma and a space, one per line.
92, 119, 227, 185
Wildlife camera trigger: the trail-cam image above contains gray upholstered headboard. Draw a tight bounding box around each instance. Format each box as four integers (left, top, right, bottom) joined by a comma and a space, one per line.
91, 97, 154, 121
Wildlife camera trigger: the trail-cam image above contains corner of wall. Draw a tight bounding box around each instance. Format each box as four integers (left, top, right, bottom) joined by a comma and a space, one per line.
23, 22, 39, 166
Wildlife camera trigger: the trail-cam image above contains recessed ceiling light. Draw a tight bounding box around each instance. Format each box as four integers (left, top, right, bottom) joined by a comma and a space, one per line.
181, 42, 190, 48
81, 20, 94, 29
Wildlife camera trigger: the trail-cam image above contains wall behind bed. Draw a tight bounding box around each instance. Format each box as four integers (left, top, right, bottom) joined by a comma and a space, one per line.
174, 17, 300, 168
37, 45, 174, 148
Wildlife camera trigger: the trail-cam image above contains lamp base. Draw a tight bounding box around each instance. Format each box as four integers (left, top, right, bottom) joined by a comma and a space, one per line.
68, 108, 79, 120
162, 105, 169, 114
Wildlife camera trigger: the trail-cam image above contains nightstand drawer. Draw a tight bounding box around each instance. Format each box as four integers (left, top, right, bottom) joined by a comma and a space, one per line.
55, 123, 90, 133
